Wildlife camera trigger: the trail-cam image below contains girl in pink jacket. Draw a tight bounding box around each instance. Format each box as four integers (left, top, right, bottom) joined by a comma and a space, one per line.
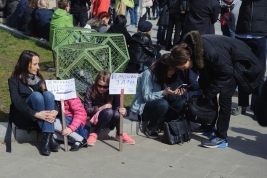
54, 96, 89, 151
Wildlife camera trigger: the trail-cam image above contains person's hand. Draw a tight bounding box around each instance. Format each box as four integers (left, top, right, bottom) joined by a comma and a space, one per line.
163, 87, 175, 96
99, 104, 112, 111
44, 111, 57, 123
173, 88, 186, 96
62, 127, 72, 136
180, 11, 185, 14
119, 107, 126, 116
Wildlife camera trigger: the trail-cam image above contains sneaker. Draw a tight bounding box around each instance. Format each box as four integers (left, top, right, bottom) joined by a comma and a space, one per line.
115, 132, 135, 145
145, 125, 159, 139
201, 136, 228, 148
231, 106, 246, 116
87, 133, 97, 146
192, 126, 216, 136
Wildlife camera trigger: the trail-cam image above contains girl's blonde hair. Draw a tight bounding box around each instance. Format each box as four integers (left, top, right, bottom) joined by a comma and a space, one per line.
37, 0, 49, 8
28, 0, 39, 8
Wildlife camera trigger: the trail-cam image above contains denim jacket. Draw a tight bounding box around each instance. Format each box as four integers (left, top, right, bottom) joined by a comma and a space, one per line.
130, 69, 180, 115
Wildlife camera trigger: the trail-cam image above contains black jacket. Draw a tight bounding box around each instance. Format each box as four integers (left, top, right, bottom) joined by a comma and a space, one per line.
183, 0, 220, 35
167, 0, 189, 14
236, 0, 267, 36
194, 35, 263, 100
18, 7, 37, 33
70, 0, 91, 13
106, 24, 131, 44
8, 77, 43, 130
125, 32, 159, 73
34, 8, 54, 40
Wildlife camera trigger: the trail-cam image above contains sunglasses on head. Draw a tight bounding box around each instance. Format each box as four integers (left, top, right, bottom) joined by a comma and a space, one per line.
97, 84, 109, 89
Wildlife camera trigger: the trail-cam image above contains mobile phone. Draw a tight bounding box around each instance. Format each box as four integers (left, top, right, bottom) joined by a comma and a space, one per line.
177, 84, 188, 89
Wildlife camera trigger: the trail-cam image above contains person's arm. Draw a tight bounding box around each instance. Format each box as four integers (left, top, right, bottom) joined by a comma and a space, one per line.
66, 96, 88, 132
84, 85, 99, 117
210, 1, 220, 24
8, 78, 37, 120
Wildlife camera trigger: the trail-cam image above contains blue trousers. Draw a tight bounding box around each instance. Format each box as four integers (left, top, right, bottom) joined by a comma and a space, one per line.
26, 91, 55, 133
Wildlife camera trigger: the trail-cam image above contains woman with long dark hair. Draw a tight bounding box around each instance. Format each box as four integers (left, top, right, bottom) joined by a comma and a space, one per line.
129, 53, 186, 138
8, 50, 60, 156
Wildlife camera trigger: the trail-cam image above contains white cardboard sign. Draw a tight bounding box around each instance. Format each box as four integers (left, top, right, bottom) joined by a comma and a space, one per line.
45, 79, 76, 100
109, 73, 138, 94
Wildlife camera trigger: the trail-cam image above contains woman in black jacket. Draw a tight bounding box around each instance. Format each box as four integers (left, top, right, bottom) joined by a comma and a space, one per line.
171, 31, 263, 148
125, 20, 161, 73
107, 15, 131, 44
8, 50, 60, 156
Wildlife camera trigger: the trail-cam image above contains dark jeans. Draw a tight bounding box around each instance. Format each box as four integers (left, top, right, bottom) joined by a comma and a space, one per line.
165, 13, 185, 50
71, 11, 88, 27
142, 98, 186, 128
214, 77, 237, 139
156, 7, 166, 45
25, 91, 55, 133
235, 37, 266, 110
92, 108, 120, 134
65, 116, 89, 139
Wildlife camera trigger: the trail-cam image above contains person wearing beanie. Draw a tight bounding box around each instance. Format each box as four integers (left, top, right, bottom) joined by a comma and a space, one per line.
125, 20, 161, 73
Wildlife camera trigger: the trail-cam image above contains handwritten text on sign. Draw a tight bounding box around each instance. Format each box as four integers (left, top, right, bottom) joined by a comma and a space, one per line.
45, 79, 76, 100
109, 73, 138, 94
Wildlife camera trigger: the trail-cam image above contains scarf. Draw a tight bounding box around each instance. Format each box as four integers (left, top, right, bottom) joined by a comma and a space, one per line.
20, 74, 41, 86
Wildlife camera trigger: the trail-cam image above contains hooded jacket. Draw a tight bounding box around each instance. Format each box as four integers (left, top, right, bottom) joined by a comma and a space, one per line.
49, 8, 73, 48
34, 8, 54, 40
189, 34, 263, 100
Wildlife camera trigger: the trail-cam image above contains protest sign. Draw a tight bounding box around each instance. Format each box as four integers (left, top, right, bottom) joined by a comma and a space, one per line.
109, 73, 138, 94
45, 79, 76, 101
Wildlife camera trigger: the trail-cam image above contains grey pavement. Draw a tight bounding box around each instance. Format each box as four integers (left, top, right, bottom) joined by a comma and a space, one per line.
1, 5, 267, 178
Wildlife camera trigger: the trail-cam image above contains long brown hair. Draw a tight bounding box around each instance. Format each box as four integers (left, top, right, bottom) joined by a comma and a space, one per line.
171, 31, 204, 68
11, 50, 44, 84
91, 70, 113, 102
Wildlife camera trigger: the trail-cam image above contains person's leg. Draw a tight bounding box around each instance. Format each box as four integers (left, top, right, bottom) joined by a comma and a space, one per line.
146, 7, 151, 19
156, 7, 166, 46
172, 13, 183, 46
92, 108, 114, 134
128, 7, 135, 25
71, 13, 79, 26
201, 77, 237, 148
164, 97, 186, 121
79, 11, 89, 27
142, 99, 169, 138
133, 4, 139, 26
165, 13, 175, 50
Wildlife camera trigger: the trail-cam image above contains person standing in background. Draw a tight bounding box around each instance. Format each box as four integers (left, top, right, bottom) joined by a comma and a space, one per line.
70, 0, 91, 27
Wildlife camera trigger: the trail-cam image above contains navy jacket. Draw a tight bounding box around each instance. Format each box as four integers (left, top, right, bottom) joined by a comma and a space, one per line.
34, 8, 54, 40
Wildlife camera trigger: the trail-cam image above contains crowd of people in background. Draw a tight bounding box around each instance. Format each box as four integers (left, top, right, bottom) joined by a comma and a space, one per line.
3, 0, 267, 156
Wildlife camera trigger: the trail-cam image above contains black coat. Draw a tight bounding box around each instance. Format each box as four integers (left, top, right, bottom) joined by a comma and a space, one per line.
106, 24, 131, 44
125, 32, 158, 73
19, 6, 37, 33
183, 0, 220, 35
8, 77, 43, 130
34, 8, 54, 40
236, 0, 267, 36
194, 35, 263, 100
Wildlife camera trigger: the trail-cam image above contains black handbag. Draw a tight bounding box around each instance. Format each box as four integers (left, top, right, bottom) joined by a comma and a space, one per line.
157, 5, 169, 26
162, 118, 191, 145
185, 96, 217, 125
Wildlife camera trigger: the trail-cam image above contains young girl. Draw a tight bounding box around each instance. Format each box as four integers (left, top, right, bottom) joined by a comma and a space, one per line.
38, 80, 89, 152
84, 70, 135, 146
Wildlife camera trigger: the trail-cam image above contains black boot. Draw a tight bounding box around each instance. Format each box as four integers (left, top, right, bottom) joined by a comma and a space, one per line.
70, 139, 88, 152
40, 133, 51, 156
50, 134, 60, 152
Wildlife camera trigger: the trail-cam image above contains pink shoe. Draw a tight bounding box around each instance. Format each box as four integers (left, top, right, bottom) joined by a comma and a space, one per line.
115, 132, 135, 145
87, 133, 97, 146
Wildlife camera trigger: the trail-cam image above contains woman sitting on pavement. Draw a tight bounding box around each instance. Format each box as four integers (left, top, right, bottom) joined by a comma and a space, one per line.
84, 70, 135, 146
8, 50, 60, 156
125, 20, 161, 73
107, 15, 131, 44
129, 53, 186, 138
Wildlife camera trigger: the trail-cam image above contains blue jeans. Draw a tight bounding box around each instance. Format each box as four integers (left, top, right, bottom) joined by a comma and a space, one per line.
65, 116, 89, 139
26, 91, 55, 133
126, 4, 139, 25
236, 37, 266, 110
156, 7, 166, 45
